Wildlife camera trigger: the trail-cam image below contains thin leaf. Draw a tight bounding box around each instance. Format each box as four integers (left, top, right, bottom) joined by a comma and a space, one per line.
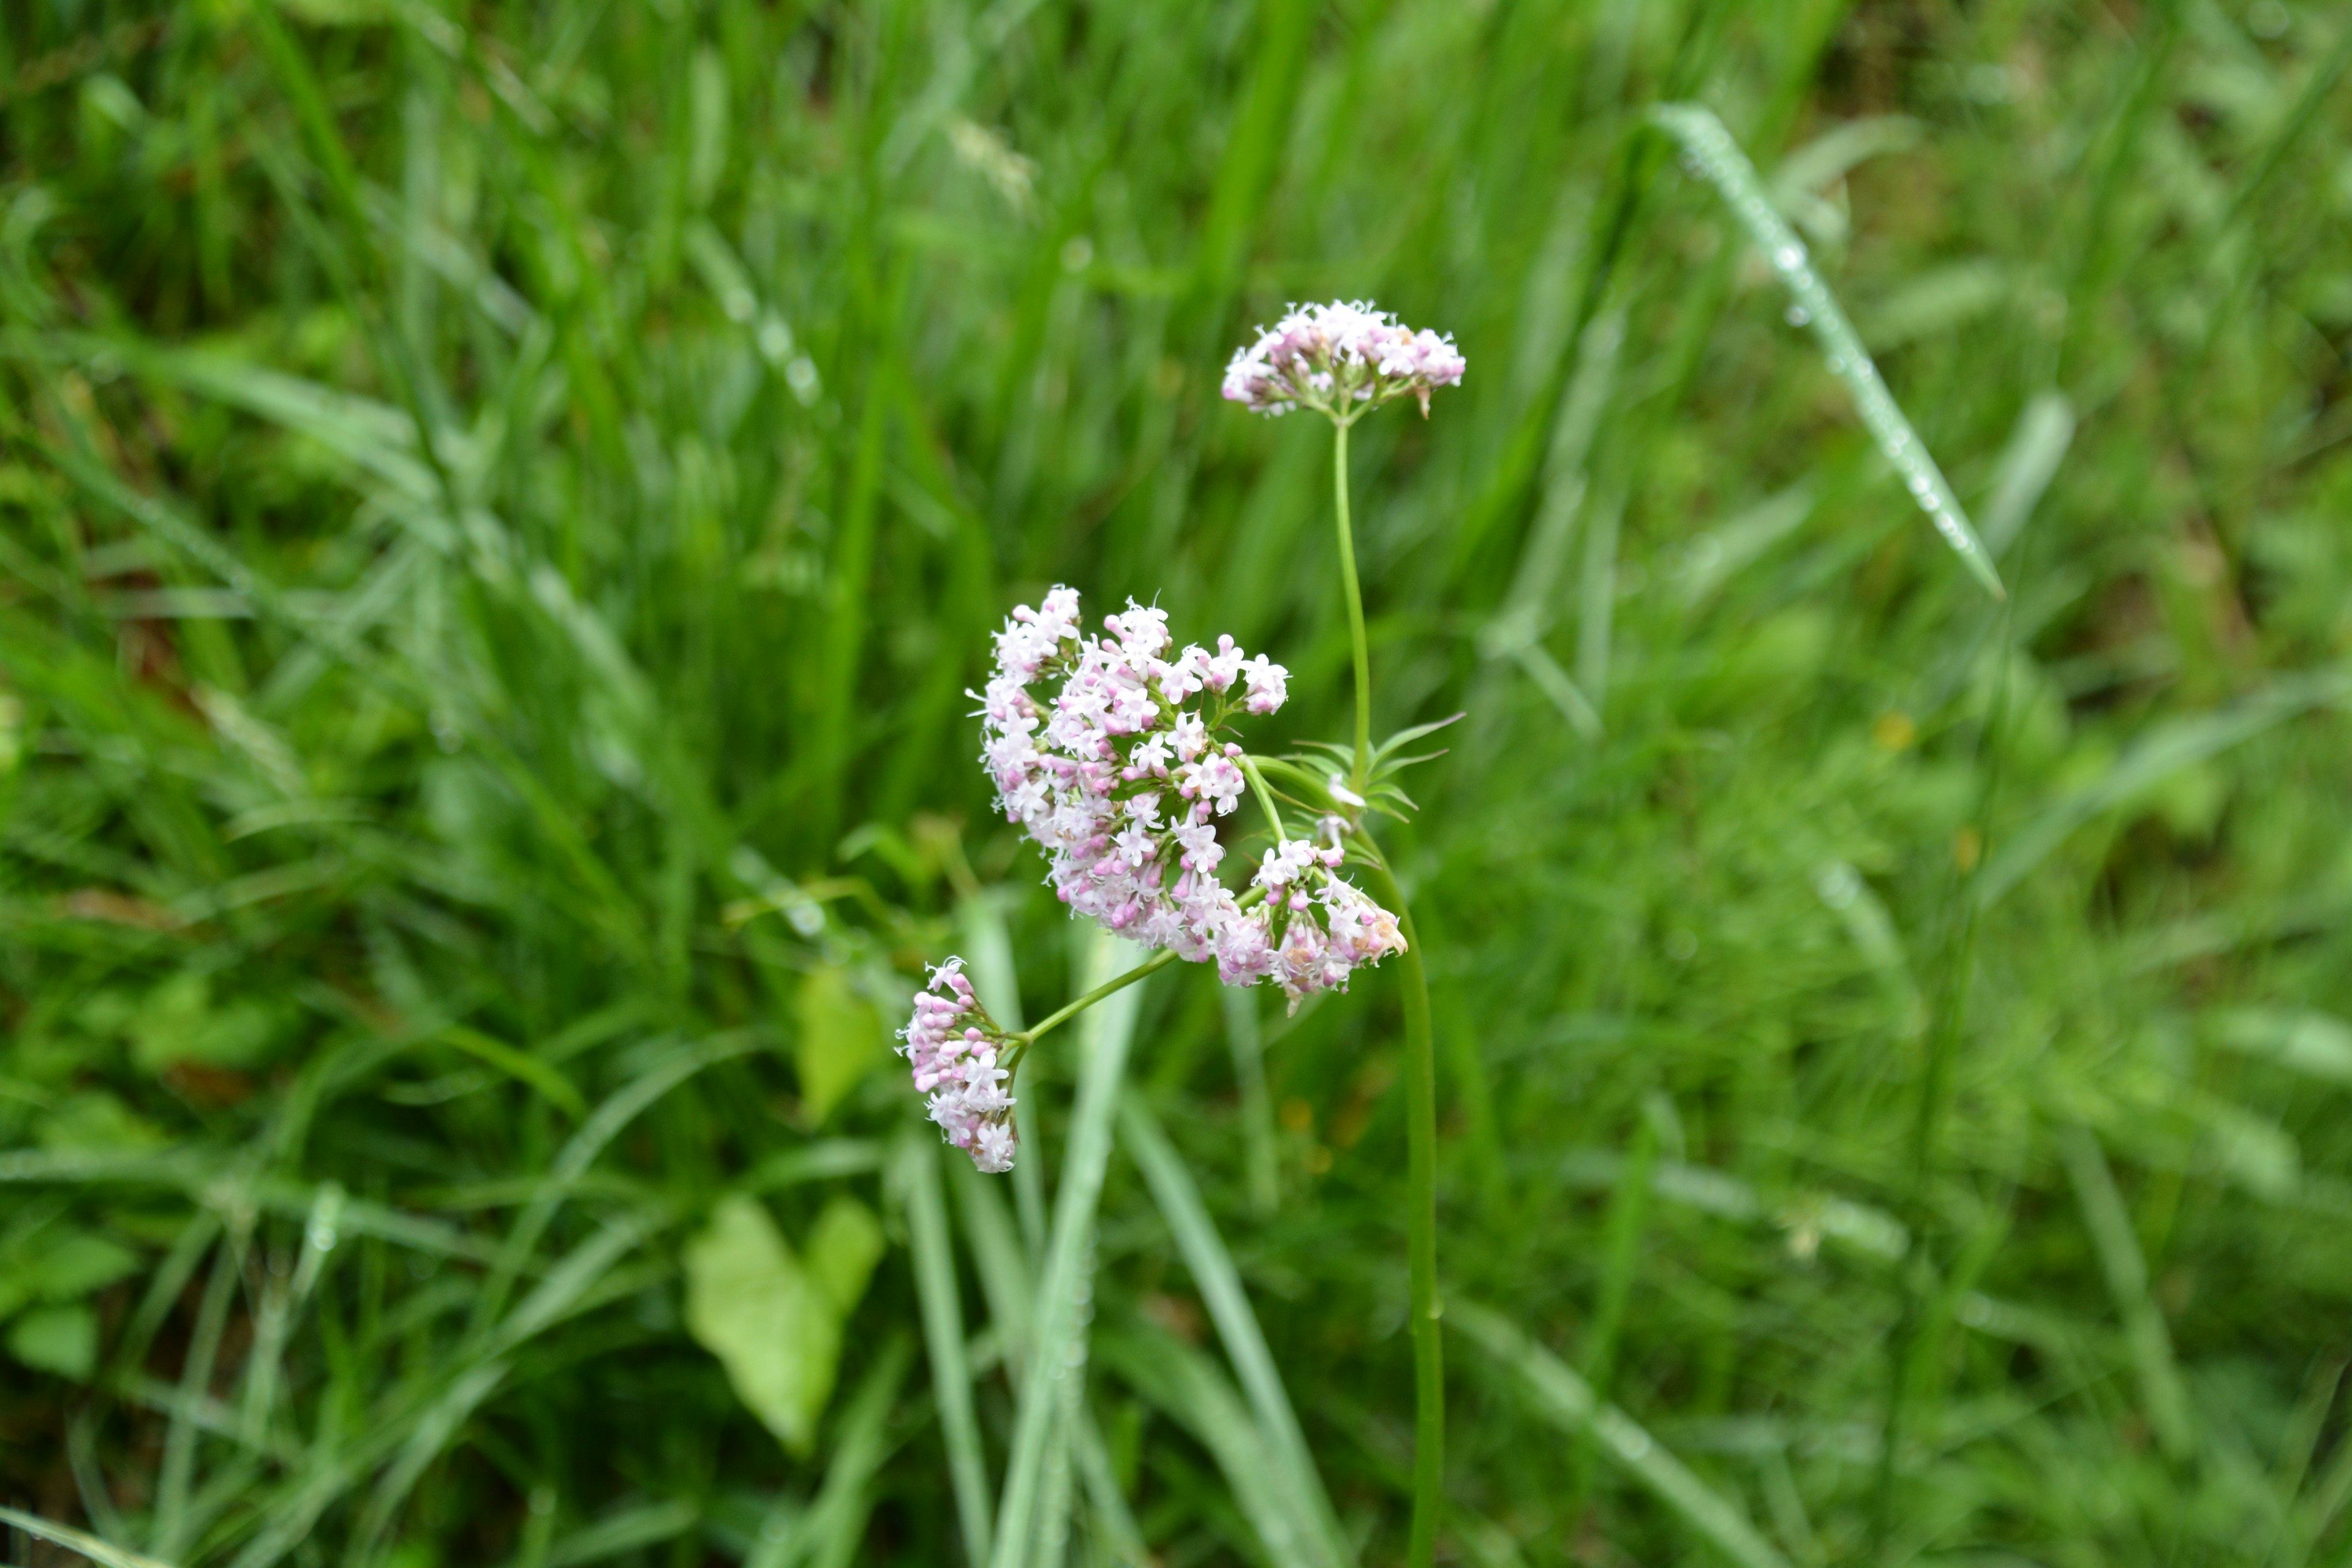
1649, 103, 2005, 600
989, 934, 1151, 1568
1120, 1093, 1352, 1568
1451, 1301, 1790, 1568
895, 1133, 995, 1564
0, 1506, 178, 1568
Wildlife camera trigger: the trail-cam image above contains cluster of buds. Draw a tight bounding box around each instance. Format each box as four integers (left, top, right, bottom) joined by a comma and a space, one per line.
1221, 300, 1467, 420
974, 587, 1406, 1007
897, 959, 1020, 1172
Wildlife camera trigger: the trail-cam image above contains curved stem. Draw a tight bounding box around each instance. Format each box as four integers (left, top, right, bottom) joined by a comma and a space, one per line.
1357, 846, 1442, 1566
1012, 948, 1179, 1053
1235, 753, 1289, 848
1331, 420, 1373, 793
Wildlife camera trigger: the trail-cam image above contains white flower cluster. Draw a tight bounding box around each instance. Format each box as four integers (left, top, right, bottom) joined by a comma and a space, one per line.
1222, 300, 1467, 420
898, 959, 1018, 1172
974, 587, 1407, 1006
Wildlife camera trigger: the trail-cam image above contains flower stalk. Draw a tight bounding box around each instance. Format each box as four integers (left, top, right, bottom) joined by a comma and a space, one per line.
1003, 947, 1181, 1068
1358, 847, 1442, 1568
1223, 298, 1463, 1566
1332, 421, 1374, 792
903, 295, 1463, 1563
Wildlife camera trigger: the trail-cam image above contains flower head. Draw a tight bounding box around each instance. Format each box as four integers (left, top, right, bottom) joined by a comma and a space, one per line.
1223, 300, 1466, 421
898, 959, 1022, 1172
969, 587, 1407, 1012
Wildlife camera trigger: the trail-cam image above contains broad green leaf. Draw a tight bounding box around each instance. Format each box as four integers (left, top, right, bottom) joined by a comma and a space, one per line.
797, 966, 886, 1125
805, 1196, 886, 1315
129, 974, 284, 1074
684, 1194, 879, 1455
29, 1229, 140, 1302
9, 1302, 99, 1379
0, 1226, 140, 1319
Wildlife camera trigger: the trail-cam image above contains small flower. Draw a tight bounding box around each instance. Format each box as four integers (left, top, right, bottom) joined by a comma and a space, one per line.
898, 959, 1022, 1172
963, 587, 1408, 1017
1240, 654, 1289, 714
1223, 301, 1466, 421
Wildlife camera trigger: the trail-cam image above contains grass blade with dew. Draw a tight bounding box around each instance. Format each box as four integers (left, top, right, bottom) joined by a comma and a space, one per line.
1120, 1093, 1353, 1568
894, 1131, 996, 1564
990, 932, 1151, 1568
1451, 1301, 1791, 1568
1648, 103, 2005, 601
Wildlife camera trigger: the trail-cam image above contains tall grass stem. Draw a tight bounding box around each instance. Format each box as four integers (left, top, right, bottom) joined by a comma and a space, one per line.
1359, 854, 1442, 1567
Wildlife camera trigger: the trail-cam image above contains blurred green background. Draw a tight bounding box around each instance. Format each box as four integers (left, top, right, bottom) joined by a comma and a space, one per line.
5, 0, 2352, 1563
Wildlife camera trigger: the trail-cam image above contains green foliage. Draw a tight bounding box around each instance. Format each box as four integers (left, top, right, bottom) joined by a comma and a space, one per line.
684, 1193, 884, 1455
794, 966, 887, 1128
4, 0, 2352, 1564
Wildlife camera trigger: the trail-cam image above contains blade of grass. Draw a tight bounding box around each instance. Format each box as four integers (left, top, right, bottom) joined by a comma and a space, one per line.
1566, 1099, 1660, 1531
1648, 102, 2005, 600
1452, 1300, 1790, 1568
0, 1506, 177, 1568
1095, 1323, 1322, 1568
1219, 984, 1280, 1218
989, 933, 1149, 1568
894, 1131, 996, 1566
1118, 1092, 1352, 1568
959, 890, 1044, 1262
1978, 391, 2075, 557
151, 1222, 243, 1561
803, 1337, 915, 1568
1978, 668, 2351, 907
472, 1033, 758, 1333
2057, 1125, 2194, 1463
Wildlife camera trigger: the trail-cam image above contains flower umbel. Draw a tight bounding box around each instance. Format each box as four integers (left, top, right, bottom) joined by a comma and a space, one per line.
1222, 300, 1466, 421
973, 586, 1406, 1008
897, 959, 1019, 1172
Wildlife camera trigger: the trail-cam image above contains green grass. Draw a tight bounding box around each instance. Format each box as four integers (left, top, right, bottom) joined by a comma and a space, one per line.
6, 1, 2352, 1564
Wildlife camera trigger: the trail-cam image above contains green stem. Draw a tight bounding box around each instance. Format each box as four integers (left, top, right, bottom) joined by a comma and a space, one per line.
1332, 420, 1373, 793
1235, 753, 1289, 848
1011, 948, 1179, 1055
1358, 847, 1442, 1566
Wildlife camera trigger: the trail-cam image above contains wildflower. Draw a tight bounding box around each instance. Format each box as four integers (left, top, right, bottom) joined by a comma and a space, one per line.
1222, 300, 1467, 421
968, 587, 1407, 1011
897, 959, 1022, 1172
